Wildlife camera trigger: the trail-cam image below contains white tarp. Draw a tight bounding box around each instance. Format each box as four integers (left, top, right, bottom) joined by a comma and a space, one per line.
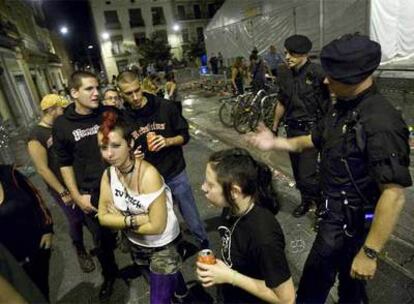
370, 0, 414, 63
205, 0, 414, 64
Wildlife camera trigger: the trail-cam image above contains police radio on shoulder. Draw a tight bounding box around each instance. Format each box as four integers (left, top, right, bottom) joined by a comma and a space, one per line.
363, 245, 379, 260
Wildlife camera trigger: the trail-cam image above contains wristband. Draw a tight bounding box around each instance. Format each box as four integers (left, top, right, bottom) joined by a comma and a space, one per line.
363, 245, 379, 260
59, 189, 69, 198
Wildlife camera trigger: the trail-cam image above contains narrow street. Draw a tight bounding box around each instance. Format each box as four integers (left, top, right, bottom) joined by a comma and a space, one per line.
8, 88, 411, 303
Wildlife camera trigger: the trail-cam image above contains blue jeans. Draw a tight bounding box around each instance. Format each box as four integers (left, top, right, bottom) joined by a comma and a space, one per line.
165, 170, 208, 245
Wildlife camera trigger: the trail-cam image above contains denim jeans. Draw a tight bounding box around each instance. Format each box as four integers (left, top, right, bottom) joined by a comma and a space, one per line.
165, 170, 209, 245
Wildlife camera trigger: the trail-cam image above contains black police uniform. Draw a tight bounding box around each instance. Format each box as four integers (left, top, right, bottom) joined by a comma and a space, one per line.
277, 60, 330, 211
296, 85, 412, 303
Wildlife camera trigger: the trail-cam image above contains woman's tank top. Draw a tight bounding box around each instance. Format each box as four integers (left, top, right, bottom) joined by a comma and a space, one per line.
109, 166, 180, 247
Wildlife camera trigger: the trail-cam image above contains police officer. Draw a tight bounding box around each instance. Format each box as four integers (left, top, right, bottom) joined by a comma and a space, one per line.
247, 33, 412, 303
272, 34, 330, 217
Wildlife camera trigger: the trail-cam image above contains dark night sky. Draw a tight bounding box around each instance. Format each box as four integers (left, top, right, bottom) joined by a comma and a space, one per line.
42, 0, 100, 68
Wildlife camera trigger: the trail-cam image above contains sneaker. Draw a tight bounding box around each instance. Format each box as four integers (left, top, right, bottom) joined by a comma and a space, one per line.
172, 291, 192, 304
76, 248, 95, 273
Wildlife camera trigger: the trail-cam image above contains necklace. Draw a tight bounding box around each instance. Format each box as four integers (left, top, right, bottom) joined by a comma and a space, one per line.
218, 202, 255, 268
119, 161, 135, 175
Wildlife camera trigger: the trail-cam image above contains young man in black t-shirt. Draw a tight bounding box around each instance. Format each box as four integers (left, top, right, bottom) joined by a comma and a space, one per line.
27, 94, 95, 274
53, 72, 119, 301
117, 71, 209, 250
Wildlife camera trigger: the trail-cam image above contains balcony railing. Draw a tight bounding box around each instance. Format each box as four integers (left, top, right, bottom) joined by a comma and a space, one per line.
177, 13, 208, 21
129, 21, 145, 28
152, 18, 166, 26
105, 22, 122, 30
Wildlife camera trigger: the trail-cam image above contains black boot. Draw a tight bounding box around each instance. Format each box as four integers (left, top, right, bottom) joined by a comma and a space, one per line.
292, 202, 310, 218
75, 246, 96, 273
99, 277, 115, 302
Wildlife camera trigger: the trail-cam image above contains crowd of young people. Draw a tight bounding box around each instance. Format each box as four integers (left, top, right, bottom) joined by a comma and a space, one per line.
0, 33, 410, 304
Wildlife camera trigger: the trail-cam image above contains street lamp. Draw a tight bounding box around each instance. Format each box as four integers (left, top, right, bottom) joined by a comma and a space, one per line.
87, 45, 94, 49
101, 32, 110, 40
172, 24, 180, 32
60, 26, 68, 35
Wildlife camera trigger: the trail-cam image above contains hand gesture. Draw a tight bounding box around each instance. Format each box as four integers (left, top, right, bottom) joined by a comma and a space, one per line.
133, 145, 145, 159
245, 122, 276, 152
149, 135, 168, 152
196, 259, 234, 288
350, 249, 377, 280
39, 233, 53, 249
75, 194, 98, 214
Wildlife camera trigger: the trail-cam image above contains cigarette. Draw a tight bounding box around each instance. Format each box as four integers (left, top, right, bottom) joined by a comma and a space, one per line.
72, 204, 75, 209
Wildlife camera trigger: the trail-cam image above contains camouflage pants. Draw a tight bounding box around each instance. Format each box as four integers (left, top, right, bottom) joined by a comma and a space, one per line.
129, 238, 182, 274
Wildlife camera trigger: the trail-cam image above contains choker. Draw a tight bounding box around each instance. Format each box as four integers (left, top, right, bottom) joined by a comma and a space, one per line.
119, 161, 135, 175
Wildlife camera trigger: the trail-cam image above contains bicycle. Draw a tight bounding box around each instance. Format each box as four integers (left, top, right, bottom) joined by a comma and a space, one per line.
233, 89, 266, 134
260, 93, 278, 129
218, 95, 239, 127
218, 90, 253, 128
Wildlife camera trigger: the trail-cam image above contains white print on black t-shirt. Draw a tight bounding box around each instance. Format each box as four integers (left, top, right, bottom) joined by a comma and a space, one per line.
115, 187, 143, 210
131, 122, 166, 139
72, 125, 99, 141
218, 225, 233, 267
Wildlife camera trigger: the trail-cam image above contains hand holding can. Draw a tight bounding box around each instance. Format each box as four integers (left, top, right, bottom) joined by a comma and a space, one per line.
197, 249, 216, 265
146, 132, 156, 152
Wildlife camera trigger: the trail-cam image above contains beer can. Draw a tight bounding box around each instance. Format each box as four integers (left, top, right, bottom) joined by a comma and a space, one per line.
146, 132, 156, 151
197, 249, 216, 264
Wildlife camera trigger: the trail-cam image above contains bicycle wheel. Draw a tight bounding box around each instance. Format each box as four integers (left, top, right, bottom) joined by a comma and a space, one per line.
249, 104, 261, 131
262, 98, 277, 129
233, 104, 260, 134
218, 98, 235, 127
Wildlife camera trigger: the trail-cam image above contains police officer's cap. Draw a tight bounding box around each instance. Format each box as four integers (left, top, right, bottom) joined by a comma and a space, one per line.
320, 33, 381, 84
284, 35, 312, 54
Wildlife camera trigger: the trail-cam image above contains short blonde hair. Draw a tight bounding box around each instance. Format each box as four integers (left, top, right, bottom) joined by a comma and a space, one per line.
116, 70, 140, 88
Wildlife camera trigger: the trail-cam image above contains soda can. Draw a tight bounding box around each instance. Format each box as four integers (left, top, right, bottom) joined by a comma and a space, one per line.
197, 249, 216, 264
146, 132, 156, 151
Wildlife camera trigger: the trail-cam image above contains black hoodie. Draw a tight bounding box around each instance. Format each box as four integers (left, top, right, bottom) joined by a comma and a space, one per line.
52, 103, 115, 191
123, 93, 190, 180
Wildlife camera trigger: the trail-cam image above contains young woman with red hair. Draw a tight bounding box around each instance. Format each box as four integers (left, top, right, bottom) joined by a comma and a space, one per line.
97, 111, 188, 303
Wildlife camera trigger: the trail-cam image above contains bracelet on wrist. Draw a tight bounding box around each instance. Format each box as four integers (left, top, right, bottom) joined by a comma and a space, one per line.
130, 216, 139, 229
59, 189, 69, 198
124, 215, 129, 228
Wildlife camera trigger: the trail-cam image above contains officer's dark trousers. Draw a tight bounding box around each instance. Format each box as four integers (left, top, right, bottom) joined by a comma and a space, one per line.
287, 128, 321, 204
82, 188, 118, 279
296, 201, 368, 303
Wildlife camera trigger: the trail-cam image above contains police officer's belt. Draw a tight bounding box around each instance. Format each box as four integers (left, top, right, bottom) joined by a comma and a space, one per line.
285, 120, 315, 131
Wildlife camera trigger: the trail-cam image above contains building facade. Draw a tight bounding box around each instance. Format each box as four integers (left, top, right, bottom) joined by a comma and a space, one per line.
0, 0, 70, 129
89, 0, 222, 78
